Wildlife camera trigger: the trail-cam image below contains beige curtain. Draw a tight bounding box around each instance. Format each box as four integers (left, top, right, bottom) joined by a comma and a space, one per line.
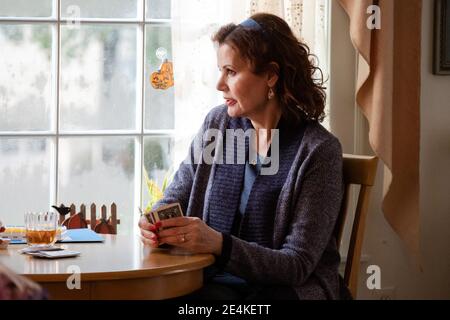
338, 0, 422, 261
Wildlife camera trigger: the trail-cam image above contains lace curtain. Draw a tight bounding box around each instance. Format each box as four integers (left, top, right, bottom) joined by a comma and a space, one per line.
246, 0, 329, 77
171, 0, 330, 165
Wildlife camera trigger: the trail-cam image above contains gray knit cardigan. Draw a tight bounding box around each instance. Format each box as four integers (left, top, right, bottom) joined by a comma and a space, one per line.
153, 105, 345, 300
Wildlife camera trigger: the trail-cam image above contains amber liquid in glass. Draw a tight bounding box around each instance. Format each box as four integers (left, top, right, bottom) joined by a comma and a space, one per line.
26, 230, 57, 245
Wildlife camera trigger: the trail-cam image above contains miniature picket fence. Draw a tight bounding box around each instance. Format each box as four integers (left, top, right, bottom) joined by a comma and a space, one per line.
57, 203, 120, 235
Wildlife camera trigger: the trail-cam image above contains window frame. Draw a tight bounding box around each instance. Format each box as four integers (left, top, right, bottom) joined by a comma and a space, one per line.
0, 0, 174, 231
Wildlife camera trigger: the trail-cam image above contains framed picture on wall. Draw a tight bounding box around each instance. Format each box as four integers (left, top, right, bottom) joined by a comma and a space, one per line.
434, 0, 450, 75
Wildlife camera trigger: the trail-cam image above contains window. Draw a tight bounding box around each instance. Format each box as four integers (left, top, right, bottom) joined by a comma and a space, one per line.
0, 0, 333, 234
0, 0, 175, 233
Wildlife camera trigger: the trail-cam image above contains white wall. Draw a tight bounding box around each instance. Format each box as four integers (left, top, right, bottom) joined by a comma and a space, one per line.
329, 0, 356, 152
354, 0, 450, 299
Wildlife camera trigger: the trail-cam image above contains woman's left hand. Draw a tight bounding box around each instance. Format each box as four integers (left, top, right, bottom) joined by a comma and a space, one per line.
157, 217, 223, 255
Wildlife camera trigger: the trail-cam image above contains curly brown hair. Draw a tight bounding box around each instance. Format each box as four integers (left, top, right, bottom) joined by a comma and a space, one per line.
212, 13, 326, 123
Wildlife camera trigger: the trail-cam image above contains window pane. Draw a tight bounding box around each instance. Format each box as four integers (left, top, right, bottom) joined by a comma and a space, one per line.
146, 0, 171, 19
60, 24, 137, 131
144, 25, 174, 130
61, 0, 138, 19
0, 24, 53, 131
0, 138, 52, 225
58, 137, 135, 234
142, 136, 174, 210
0, 0, 53, 18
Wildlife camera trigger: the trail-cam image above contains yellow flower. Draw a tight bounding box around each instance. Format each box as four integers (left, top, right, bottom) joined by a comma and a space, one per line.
143, 167, 173, 211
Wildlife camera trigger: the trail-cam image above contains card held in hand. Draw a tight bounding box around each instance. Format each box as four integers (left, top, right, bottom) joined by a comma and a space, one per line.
146, 203, 184, 226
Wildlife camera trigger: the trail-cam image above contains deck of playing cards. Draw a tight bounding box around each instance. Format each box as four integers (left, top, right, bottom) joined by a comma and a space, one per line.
19, 246, 81, 259
28, 250, 81, 259
145, 203, 184, 228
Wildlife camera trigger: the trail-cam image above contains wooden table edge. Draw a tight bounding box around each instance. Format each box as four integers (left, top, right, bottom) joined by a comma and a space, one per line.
24, 254, 216, 282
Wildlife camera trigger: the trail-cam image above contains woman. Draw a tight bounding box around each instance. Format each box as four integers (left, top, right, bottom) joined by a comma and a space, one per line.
139, 13, 348, 300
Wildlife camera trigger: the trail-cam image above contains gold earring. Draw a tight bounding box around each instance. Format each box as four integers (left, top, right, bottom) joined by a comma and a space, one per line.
268, 88, 274, 100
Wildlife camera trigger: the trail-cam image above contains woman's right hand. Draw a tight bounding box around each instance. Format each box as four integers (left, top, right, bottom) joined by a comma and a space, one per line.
138, 215, 161, 248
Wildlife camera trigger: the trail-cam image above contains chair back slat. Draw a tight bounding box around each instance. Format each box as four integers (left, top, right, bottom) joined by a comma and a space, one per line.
334, 183, 351, 245
342, 154, 378, 186
337, 154, 378, 298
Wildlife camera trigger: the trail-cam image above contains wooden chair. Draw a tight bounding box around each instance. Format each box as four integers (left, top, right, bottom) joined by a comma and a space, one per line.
334, 154, 379, 298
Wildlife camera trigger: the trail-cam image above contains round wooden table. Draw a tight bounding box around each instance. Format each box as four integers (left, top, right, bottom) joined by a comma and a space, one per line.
0, 234, 215, 300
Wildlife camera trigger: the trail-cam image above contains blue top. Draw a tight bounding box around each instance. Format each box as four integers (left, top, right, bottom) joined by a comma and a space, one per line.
238, 154, 264, 216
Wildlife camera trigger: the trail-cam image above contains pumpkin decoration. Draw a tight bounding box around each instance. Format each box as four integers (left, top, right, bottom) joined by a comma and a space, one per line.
53, 204, 88, 229
151, 59, 174, 90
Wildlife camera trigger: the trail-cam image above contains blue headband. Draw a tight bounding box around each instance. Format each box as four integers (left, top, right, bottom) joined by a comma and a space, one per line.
239, 18, 263, 31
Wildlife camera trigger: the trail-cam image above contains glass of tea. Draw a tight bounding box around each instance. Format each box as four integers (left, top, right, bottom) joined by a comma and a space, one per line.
24, 212, 58, 247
